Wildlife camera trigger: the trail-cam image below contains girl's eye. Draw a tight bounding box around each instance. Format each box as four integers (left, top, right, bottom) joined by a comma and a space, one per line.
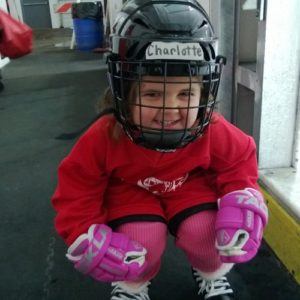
142, 92, 161, 98
180, 91, 194, 97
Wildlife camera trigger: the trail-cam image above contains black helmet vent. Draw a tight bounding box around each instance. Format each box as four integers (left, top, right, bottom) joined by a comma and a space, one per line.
126, 42, 139, 59
202, 46, 210, 61
133, 18, 150, 29
135, 43, 150, 60
198, 20, 208, 29
209, 44, 216, 59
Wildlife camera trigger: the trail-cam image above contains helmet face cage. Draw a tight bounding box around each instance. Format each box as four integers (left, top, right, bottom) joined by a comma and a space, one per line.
107, 0, 225, 151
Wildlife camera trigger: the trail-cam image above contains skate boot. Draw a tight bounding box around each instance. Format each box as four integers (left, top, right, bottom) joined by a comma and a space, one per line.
111, 281, 151, 300
192, 268, 234, 299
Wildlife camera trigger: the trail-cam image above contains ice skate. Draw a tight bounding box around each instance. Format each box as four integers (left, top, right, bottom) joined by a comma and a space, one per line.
111, 281, 151, 300
192, 268, 234, 299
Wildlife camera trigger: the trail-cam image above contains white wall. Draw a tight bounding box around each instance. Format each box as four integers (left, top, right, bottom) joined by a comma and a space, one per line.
293, 82, 300, 170
259, 0, 300, 168
0, 0, 8, 11
49, 0, 61, 28
7, 0, 23, 21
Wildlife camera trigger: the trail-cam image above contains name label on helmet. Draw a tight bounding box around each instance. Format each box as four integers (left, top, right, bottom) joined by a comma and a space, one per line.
146, 42, 204, 61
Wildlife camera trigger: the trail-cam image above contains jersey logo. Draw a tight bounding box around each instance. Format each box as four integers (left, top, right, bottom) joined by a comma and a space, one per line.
137, 173, 189, 194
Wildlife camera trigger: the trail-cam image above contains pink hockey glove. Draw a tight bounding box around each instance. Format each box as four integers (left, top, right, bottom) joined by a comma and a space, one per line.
66, 224, 148, 282
215, 188, 268, 263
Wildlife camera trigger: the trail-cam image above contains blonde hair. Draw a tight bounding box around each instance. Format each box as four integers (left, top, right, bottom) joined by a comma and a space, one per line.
97, 87, 114, 113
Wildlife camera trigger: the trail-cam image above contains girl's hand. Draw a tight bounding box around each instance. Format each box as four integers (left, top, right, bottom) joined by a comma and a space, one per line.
215, 188, 268, 263
66, 224, 148, 282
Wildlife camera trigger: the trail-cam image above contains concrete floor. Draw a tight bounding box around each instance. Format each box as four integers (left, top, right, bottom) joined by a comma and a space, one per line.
0, 29, 299, 300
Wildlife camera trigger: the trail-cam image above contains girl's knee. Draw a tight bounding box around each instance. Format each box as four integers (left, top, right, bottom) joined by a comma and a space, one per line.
176, 210, 217, 248
175, 211, 222, 272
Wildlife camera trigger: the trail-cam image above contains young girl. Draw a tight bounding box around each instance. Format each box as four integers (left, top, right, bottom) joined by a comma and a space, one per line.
52, 1, 268, 299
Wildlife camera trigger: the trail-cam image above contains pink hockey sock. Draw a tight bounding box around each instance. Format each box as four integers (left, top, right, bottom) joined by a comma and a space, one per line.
116, 221, 168, 282
175, 210, 224, 273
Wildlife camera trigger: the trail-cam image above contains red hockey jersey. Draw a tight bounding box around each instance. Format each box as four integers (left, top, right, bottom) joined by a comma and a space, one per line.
52, 114, 259, 245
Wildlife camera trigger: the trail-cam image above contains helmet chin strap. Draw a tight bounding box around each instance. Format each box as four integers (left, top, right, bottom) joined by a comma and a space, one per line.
137, 129, 194, 152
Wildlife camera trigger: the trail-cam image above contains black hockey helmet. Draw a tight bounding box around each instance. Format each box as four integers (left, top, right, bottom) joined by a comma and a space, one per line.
107, 0, 226, 151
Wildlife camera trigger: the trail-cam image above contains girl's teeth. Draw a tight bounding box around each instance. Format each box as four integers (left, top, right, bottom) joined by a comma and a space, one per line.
160, 120, 174, 125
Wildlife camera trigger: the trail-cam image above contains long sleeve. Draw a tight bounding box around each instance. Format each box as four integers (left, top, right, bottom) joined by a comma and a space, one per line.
209, 117, 259, 196
51, 121, 110, 246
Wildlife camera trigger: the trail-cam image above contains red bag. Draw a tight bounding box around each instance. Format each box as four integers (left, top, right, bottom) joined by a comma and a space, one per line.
0, 9, 33, 59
